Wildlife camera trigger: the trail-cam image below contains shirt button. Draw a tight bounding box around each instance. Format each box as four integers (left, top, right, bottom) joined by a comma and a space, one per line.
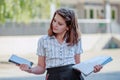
60, 48, 62, 51
59, 51, 62, 56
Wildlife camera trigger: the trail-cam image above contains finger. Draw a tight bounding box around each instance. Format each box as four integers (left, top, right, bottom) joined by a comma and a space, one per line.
94, 65, 102, 72
93, 67, 98, 73
96, 65, 103, 70
20, 64, 29, 70
16, 64, 20, 66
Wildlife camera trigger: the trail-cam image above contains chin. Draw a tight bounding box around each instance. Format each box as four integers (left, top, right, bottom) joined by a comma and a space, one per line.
53, 30, 58, 33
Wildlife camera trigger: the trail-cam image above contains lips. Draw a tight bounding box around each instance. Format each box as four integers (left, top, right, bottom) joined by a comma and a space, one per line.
53, 27, 58, 30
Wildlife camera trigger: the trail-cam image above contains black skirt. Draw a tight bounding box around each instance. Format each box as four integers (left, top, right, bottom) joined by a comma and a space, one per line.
46, 64, 84, 80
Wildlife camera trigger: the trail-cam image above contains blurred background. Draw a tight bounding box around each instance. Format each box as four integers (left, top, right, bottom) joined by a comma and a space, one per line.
0, 0, 120, 80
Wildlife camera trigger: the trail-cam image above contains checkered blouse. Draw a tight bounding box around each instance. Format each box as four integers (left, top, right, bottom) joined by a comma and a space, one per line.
36, 35, 83, 68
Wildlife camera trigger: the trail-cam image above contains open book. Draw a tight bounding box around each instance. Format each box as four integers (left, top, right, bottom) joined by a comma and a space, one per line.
8, 54, 33, 68
72, 55, 113, 76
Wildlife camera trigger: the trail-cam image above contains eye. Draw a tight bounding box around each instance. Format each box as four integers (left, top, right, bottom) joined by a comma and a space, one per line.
58, 22, 62, 26
53, 19, 56, 22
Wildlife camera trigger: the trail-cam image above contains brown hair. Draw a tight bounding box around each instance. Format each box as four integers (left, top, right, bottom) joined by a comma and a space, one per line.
48, 8, 81, 46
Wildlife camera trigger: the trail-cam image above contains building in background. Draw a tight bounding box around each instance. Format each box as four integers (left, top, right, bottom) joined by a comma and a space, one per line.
60, 0, 120, 22
60, 0, 120, 34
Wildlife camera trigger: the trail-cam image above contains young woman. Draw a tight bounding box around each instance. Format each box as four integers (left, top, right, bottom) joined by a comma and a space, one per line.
18, 8, 102, 80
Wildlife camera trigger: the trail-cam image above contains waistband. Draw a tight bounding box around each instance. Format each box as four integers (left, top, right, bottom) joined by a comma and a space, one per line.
47, 64, 74, 74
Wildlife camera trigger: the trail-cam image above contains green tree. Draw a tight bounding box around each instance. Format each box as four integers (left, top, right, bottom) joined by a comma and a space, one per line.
0, 0, 60, 23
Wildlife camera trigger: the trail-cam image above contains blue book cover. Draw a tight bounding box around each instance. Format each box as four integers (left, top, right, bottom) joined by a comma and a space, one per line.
8, 54, 33, 68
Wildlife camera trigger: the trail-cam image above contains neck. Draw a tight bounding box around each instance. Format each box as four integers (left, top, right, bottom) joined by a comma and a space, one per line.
56, 34, 64, 41
55, 32, 66, 44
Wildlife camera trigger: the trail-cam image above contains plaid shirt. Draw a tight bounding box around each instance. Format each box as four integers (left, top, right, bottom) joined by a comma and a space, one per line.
37, 35, 83, 68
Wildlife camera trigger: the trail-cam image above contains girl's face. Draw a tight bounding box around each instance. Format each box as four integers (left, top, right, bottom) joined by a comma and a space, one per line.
52, 13, 68, 35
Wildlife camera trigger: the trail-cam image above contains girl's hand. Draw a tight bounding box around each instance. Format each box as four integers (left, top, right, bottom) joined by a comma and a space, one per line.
19, 64, 32, 73
93, 65, 103, 73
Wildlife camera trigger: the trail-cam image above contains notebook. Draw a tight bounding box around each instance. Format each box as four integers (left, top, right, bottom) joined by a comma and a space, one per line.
8, 54, 33, 68
72, 55, 113, 76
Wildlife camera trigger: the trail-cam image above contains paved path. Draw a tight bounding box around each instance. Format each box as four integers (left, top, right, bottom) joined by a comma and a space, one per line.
0, 71, 120, 80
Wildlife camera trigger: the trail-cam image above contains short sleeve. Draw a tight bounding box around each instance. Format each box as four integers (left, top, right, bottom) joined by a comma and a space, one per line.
75, 39, 83, 54
36, 37, 45, 56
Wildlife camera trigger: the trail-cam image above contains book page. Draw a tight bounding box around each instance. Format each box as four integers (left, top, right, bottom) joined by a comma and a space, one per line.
72, 55, 113, 76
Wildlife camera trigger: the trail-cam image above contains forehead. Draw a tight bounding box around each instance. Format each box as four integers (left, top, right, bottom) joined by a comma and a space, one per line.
54, 13, 65, 22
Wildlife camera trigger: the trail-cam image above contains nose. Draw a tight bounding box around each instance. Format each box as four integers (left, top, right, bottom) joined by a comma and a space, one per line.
53, 22, 58, 27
